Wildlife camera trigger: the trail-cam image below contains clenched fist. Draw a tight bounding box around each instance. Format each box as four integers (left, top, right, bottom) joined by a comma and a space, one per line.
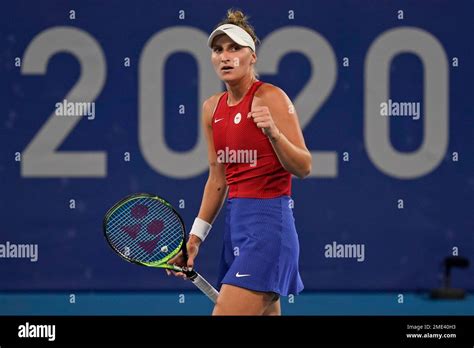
248, 106, 281, 142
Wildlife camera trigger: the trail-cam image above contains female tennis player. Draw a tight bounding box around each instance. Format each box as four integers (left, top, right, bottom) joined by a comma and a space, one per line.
167, 9, 312, 315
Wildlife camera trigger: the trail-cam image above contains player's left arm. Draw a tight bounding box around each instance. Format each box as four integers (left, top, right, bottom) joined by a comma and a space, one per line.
249, 84, 312, 178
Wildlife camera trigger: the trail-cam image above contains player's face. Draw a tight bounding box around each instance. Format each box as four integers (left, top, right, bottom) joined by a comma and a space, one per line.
211, 35, 256, 82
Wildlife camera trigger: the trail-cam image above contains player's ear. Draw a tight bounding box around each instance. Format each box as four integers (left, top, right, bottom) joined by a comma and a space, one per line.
251, 51, 257, 65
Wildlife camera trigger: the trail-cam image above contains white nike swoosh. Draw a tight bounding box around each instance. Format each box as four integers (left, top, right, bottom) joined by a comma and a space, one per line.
214, 118, 224, 123
235, 272, 251, 278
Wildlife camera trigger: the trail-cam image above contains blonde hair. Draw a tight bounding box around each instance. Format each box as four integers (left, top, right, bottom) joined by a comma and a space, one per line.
216, 8, 259, 79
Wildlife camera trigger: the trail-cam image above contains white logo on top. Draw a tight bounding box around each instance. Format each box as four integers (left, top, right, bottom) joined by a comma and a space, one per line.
234, 113, 241, 124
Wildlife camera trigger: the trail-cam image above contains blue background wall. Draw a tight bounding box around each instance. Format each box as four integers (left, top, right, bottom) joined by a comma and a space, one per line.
1, 0, 472, 292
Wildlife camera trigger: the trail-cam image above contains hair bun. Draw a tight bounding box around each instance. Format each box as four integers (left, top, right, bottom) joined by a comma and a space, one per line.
216, 8, 260, 48
227, 9, 247, 26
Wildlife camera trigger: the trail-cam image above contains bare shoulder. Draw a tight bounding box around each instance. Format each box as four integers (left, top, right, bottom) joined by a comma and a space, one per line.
254, 83, 291, 107
202, 92, 225, 125
203, 92, 225, 113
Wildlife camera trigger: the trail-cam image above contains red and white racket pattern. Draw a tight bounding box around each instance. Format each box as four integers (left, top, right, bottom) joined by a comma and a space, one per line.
105, 197, 183, 263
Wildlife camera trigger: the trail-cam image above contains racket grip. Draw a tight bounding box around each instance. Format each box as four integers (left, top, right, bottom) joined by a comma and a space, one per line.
188, 271, 219, 304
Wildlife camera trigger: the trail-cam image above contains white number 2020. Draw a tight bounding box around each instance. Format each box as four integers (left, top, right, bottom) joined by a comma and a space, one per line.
21, 26, 449, 179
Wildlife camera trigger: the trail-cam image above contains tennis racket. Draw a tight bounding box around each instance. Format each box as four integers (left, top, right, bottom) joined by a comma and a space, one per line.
103, 192, 219, 303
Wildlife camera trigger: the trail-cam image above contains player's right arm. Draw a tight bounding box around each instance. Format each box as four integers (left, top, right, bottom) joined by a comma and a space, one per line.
167, 94, 227, 277
191, 94, 228, 243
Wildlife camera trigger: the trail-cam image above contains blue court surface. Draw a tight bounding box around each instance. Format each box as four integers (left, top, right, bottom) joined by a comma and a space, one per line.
1, 291, 472, 316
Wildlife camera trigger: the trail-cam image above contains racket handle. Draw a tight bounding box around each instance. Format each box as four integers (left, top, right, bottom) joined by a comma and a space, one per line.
187, 271, 219, 304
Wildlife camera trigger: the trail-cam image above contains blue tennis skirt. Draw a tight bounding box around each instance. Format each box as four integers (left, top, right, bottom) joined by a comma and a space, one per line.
217, 196, 304, 296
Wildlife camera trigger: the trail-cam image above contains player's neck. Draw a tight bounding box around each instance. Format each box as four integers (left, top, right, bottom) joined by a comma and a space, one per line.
226, 75, 256, 106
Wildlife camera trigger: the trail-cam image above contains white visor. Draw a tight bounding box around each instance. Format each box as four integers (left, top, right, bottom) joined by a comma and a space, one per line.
207, 24, 256, 52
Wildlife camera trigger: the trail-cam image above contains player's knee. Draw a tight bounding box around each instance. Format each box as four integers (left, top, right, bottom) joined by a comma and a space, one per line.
263, 297, 281, 316
211, 298, 227, 315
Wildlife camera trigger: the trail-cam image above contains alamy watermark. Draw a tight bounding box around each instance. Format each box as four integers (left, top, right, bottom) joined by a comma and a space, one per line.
380, 99, 420, 120
0, 241, 38, 262
18, 322, 55, 341
55, 99, 95, 120
324, 241, 365, 262
217, 146, 257, 167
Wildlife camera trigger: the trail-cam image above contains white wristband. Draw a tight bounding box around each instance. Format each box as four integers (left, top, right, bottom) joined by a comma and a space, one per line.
189, 217, 212, 242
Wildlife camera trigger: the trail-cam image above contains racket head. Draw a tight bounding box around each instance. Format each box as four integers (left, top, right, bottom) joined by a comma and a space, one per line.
103, 193, 186, 270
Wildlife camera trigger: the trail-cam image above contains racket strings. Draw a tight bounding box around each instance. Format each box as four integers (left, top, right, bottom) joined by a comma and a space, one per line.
106, 197, 183, 263
109, 200, 180, 261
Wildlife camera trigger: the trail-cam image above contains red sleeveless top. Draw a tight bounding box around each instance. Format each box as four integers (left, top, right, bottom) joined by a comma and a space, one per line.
212, 81, 291, 199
